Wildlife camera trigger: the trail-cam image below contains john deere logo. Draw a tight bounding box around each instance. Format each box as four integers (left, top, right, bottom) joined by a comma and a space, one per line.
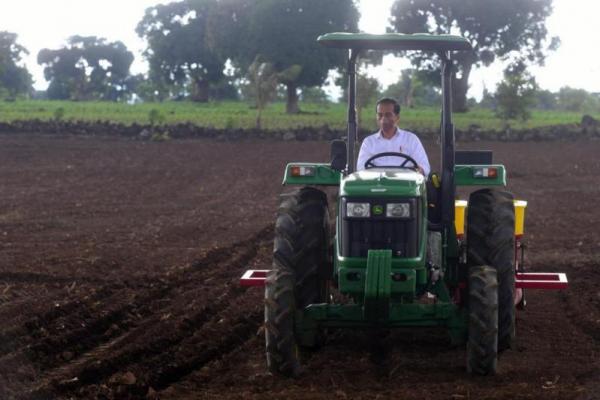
373, 205, 384, 215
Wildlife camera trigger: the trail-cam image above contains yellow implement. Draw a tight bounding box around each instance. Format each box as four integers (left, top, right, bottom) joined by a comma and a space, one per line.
454, 200, 468, 237
513, 200, 527, 237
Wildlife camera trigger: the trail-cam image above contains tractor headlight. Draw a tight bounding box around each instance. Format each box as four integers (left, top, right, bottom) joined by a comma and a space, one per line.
346, 202, 370, 218
386, 203, 411, 218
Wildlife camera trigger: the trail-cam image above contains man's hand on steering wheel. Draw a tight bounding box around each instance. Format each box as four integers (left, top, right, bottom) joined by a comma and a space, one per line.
364, 152, 421, 172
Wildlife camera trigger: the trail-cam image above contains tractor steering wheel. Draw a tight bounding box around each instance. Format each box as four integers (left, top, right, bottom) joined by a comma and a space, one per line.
364, 152, 419, 170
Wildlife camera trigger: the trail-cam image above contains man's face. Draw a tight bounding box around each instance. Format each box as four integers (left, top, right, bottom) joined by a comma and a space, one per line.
376, 102, 399, 135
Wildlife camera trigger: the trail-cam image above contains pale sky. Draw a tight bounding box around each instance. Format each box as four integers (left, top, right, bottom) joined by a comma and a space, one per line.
0, 0, 598, 98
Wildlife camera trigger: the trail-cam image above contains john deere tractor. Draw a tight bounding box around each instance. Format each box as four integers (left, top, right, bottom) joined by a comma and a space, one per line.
241, 33, 568, 376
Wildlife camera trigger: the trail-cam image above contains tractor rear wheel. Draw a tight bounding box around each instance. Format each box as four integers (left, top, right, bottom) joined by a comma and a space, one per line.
467, 265, 498, 375
467, 189, 515, 352
265, 187, 330, 376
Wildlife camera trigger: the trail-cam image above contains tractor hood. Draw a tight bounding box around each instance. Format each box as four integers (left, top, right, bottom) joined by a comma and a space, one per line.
340, 168, 426, 198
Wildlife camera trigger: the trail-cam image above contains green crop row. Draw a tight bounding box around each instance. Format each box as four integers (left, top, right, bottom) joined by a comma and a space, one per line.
0, 100, 595, 131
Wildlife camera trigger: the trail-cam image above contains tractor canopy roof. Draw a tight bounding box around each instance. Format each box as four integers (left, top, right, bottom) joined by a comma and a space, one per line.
317, 32, 472, 52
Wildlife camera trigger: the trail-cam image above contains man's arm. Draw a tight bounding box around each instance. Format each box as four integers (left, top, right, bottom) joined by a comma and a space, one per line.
409, 136, 431, 176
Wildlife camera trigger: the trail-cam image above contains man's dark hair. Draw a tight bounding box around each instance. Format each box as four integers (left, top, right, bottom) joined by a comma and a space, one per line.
376, 97, 401, 115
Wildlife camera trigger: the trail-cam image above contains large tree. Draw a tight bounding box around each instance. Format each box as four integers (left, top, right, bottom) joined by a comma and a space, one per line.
0, 31, 32, 98
235, 0, 359, 113
137, 0, 227, 102
389, 0, 558, 112
38, 36, 134, 101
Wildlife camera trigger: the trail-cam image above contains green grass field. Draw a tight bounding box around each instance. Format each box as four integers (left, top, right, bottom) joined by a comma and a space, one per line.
0, 100, 595, 131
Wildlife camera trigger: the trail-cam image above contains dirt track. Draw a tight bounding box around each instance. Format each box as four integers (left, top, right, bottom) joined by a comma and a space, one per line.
0, 134, 599, 399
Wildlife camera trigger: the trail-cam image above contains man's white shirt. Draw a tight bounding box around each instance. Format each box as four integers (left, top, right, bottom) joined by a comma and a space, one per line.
356, 128, 431, 176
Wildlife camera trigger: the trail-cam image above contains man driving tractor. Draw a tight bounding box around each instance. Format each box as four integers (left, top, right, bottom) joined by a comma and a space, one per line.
356, 97, 430, 176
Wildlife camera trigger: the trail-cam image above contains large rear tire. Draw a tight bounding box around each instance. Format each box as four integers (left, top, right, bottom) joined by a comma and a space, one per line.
467, 265, 499, 375
467, 189, 515, 352
265, 187, 330, 376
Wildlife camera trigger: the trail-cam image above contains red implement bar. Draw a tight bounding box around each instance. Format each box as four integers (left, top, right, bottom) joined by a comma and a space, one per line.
241, 270, 568, 290
515, 272, 568, 290
240, 269, 268, 287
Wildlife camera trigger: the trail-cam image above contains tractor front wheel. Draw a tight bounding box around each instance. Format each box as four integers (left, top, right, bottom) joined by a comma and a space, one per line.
467, 265, 499, 375
265, 187, 330, 377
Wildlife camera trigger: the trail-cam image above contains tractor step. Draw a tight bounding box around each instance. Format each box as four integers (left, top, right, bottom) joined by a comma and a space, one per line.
240, 269, 268, 287
515, 272, 568, 290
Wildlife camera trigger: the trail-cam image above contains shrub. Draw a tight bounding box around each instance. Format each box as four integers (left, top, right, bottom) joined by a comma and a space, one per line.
53, 107, 65, 121
495, 62, 537, 121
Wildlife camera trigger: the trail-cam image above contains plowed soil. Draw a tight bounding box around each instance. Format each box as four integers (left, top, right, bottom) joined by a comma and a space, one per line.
0, 134, 599, 400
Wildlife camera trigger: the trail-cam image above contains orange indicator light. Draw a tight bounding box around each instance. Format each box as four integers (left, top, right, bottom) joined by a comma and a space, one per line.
290, 165, 316, 177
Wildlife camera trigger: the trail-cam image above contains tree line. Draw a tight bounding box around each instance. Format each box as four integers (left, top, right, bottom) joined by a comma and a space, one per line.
1, 0, 594, 119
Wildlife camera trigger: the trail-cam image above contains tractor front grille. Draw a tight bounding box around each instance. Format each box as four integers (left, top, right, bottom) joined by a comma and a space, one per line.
340, 198, 420, 258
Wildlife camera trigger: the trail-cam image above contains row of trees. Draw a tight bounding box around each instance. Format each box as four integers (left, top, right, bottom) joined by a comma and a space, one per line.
136, 0, 359, 113
356, 65, 600, 122
31, 0, 357, 113
489, 82, 600, 121
0, 0, 562, 114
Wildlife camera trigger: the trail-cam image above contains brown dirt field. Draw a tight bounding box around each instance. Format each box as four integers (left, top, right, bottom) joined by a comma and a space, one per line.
0, 133, 599, 400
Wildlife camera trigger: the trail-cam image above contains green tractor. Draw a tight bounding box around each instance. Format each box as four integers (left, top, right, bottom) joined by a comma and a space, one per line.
241, 33, 568, 376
